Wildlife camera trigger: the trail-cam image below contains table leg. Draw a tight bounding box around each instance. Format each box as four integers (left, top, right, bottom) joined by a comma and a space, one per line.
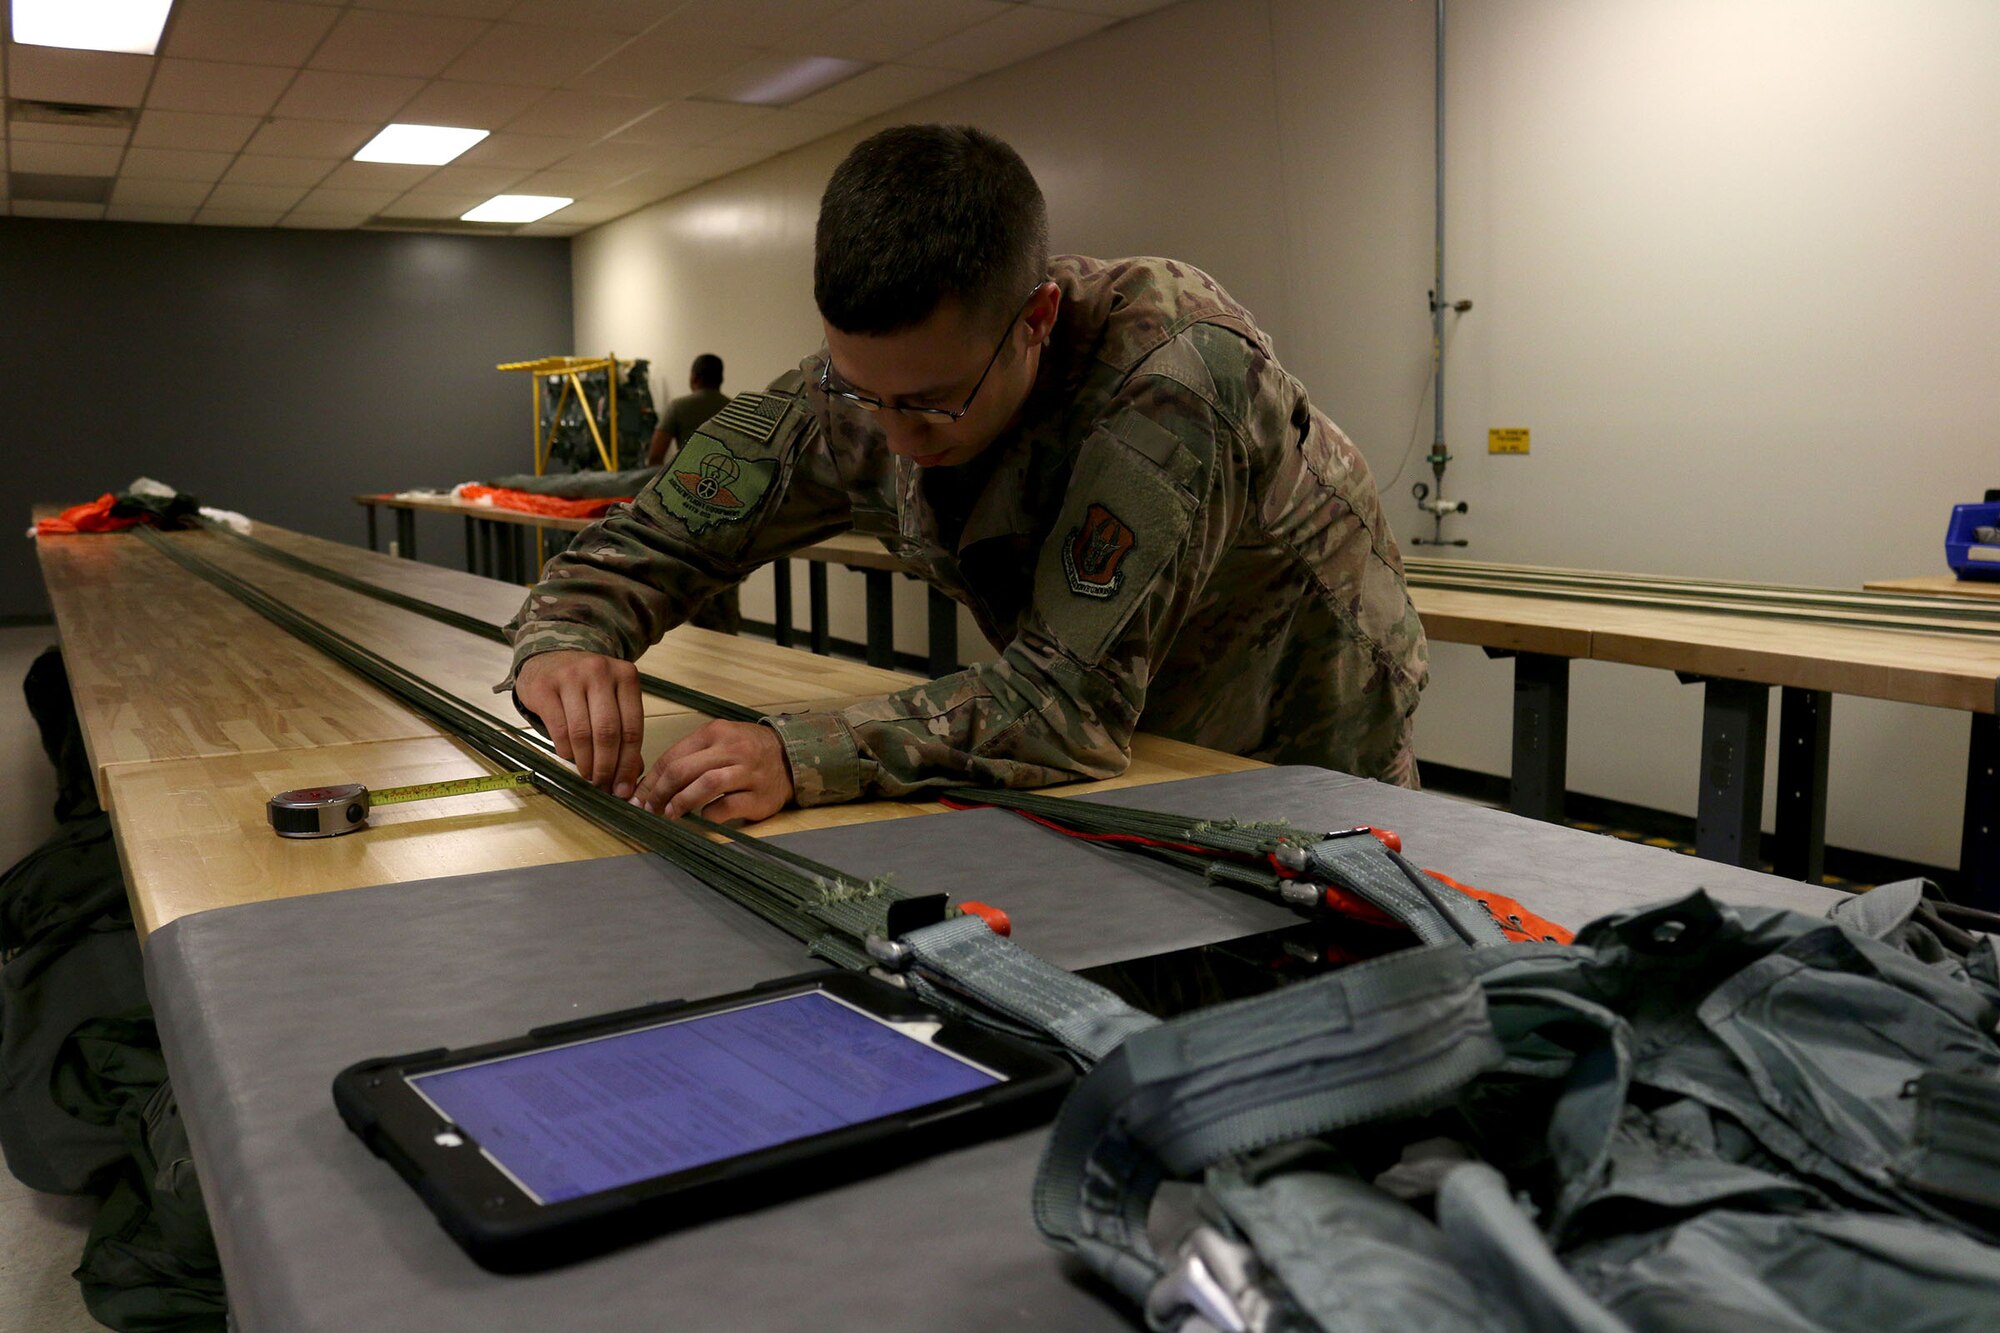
463, 517, 476, 573
395, 509, 415, 561
1486, 649, 1569, 823
864, 569, 895, 669
1683, 674, 1771, 868
365, 504, 378, 552
772, 560, 794, 648
477, 521, 494, 579
809, 564, 830, 656
927, 588, 958, 678
1960, 696, 1998, 910
1772, 688, 1831, 882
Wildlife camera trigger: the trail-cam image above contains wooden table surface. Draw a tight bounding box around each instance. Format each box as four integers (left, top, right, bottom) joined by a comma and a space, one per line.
41, 518, 1263, 936
356, 491, 593, 532
1410, 582, 2000, 713
37, 523, 923, 785
1864, 574, 2000, 602
105, 729, 1261, 937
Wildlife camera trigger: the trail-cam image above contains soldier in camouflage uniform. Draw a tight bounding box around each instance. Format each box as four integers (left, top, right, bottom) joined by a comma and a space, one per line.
505, 125, 1426, 821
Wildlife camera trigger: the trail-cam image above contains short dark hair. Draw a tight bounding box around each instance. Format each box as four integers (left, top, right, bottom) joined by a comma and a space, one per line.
690, 353, 723, 389
814, 124, 1048, 335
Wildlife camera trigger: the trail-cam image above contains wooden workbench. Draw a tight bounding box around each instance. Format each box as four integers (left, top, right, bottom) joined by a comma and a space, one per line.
39, 518, 1260, 938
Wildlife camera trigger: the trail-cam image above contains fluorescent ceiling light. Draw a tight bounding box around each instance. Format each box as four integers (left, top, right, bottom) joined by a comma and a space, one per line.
702, 55, 872, 107
461, 194, 572, 224
353, 124, 490, 167
11, 0, 174, 54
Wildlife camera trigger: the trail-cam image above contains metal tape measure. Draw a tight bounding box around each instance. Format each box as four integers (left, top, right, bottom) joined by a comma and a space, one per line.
267, 771, 536, 838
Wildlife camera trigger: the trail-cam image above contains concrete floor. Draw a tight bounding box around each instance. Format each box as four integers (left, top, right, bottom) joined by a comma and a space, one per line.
1, 625, 112, 1333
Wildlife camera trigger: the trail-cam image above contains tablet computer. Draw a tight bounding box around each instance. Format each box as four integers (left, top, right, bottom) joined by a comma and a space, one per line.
333, 971, 1074, 1272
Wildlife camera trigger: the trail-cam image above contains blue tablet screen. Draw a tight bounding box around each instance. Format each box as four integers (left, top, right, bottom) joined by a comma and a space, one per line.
409, 991, 1000, 1204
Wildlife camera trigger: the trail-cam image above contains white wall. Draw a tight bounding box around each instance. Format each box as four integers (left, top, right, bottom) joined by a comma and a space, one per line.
573, 0, 1999, 869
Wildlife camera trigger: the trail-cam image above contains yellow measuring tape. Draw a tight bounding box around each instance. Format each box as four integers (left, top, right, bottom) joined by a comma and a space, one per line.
267, 771, 536, 838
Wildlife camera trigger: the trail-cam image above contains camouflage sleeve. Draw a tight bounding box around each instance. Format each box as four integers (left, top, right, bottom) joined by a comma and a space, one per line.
765, 361, 1233, 805
500, 391, 850, 684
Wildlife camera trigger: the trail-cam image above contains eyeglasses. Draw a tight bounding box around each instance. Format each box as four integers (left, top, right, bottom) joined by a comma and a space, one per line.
817, 285, 1045, 424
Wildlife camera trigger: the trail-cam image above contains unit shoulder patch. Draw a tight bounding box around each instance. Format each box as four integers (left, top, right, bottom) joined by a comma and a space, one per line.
1061, 503, 1137, 599
660, 435, 777, 535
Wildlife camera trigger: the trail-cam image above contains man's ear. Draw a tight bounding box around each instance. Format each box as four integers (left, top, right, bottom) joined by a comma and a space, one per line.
1022, 281, 1061, 348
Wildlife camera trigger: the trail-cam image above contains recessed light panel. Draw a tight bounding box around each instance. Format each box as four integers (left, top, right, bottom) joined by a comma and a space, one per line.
702, 56, 872, 107
461, 195, 572, 224
10, 0, 175, 55
353, 124, 491, 167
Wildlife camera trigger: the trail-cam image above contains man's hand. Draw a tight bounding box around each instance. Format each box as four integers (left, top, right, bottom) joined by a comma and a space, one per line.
514, 650, 645, 798
632, 720, 795, 823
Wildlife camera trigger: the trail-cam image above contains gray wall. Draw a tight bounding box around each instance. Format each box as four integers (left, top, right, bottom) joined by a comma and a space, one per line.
4, 218, 572, 619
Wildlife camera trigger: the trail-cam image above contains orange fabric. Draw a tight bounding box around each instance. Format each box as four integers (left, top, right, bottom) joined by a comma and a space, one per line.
1426, 870, 1576, 945
35, 494, 146, 536
457, 485, 633, 520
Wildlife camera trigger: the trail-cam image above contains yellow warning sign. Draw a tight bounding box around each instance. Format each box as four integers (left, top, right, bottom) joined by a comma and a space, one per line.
1489, 428, 1530, 455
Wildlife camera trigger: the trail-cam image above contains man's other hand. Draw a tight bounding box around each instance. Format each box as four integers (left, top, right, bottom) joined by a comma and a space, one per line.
515, 650, 645, 798
632, 720, 795, 823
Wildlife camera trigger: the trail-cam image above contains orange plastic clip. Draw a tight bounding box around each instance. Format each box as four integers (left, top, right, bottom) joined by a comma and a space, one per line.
958, 900, 1012, 936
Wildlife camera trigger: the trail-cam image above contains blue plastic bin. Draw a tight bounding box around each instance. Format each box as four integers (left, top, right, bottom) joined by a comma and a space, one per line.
1945, 501, 2000, 581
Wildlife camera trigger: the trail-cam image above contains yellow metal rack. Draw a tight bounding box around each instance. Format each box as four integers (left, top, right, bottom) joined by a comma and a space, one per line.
496, 354, 624, 474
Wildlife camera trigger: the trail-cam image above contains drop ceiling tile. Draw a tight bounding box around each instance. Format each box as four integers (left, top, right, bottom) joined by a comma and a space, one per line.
440, 23, 629, 86
453, 132, 580, 169
107, 204, 201, 223
278, 213, 366, 228
195, 207, 287, 226
1035, 0, 1179, 15
393, 80, 542, 128
205, 182, 310, 211
503, 1, 684, 34
420, 163, 531, 193
5, 45, 155, 108
146, 59, 295, 116
906, 5, 1112, 73
9, 141, 124, 175
120, 147, 236, 181
309, 8, 490, 79
164, 1, 343, 66
562, 27, 763, 101
551, 138, 682, 177
383, 190, 488, 219
296, 185, 403, 212
772, 0, 1007, 62
592, 165, 703, 203
242, 118, 379, 158
514, 221, 585, 235
12, 200, 108, 219
5, 121, 132, 148
272, 70, 425, 121
111, 178, 215, 207
503, 90, 655, 139
359, 0, 518, 16
614, 99, 773, 147
512, 168, 624, 195
223, 155, 341, 187
709, 106, 854, 153
318, 160, 438, 190
647, 0, 863, 47
131, 109, 262, 152
671, 143, 770, 174
790, 63, 965, 117
540, 198, 636, 225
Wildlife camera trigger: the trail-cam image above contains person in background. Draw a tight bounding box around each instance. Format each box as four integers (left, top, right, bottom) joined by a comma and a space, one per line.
645, 354, 731, 466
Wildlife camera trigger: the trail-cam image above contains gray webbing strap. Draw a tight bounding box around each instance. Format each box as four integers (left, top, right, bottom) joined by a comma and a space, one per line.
899, 915, 1160, 1067
1032, 944, 1503, 1303
1307, 837, 1509, 947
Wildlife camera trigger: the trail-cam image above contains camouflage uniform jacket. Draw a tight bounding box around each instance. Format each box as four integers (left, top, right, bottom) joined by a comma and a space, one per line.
504, 255, 1428, 804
